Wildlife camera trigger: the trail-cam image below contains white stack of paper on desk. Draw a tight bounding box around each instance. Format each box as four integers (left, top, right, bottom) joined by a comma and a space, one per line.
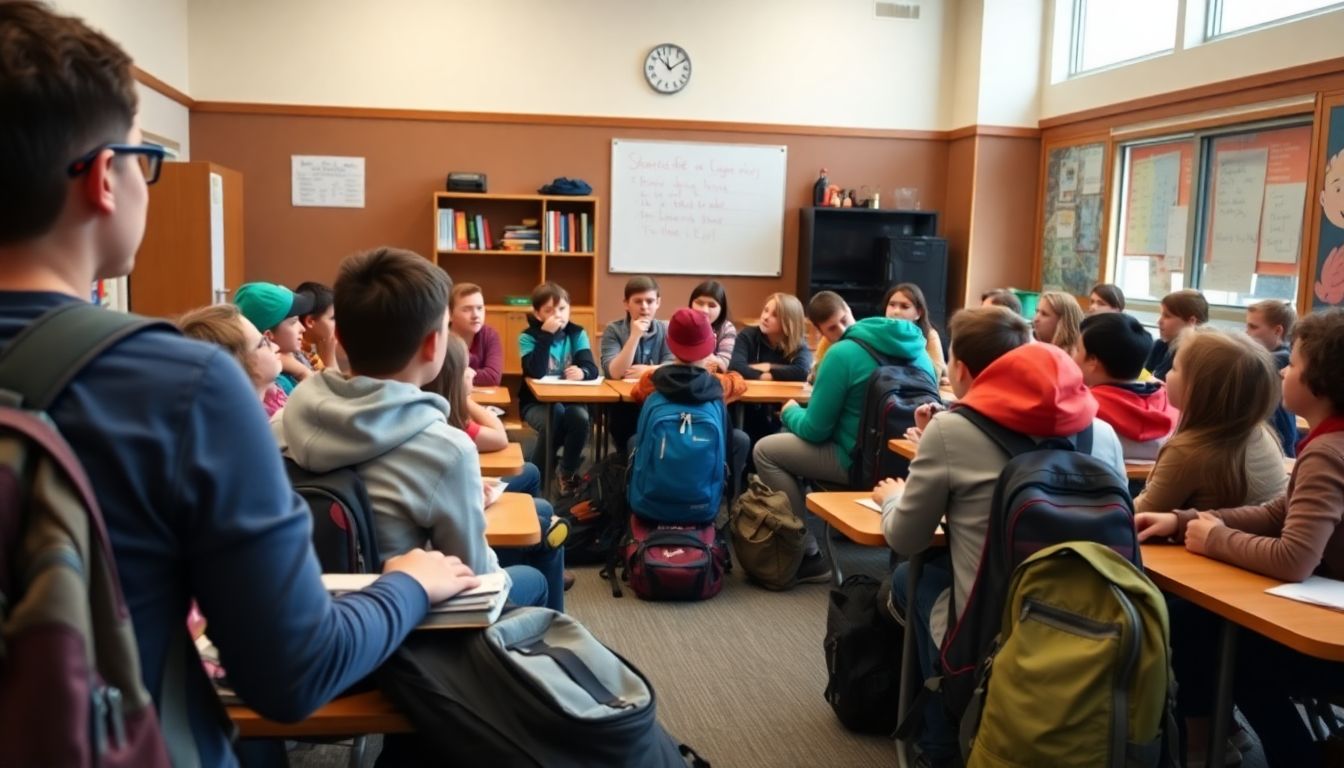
537, 376, 606, 386
1266, 576, 1344, 612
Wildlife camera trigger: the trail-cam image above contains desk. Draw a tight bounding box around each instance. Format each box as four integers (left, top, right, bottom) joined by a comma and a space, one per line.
604, 378, 637, 401
486, 492, 542, 547
806, 491, 944, 586
228, 690, 412, 738
525, 379, 622, 493
1142, 544, 1344, 765
733, 381, 811, 430
470, 387, 510, 407
478, 443, 524, 477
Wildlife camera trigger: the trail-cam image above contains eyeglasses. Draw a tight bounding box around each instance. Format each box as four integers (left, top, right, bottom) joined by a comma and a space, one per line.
66, 143, 169, 185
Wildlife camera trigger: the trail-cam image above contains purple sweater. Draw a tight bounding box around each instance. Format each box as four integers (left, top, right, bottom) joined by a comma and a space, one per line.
468, 324, 504, 386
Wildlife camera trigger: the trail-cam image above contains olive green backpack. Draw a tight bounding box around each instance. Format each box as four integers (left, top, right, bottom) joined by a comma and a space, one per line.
961, 542, 1179, 768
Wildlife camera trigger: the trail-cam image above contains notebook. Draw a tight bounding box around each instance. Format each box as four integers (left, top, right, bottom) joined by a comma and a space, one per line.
537, 375, 606, 386
324, 571, 511, 629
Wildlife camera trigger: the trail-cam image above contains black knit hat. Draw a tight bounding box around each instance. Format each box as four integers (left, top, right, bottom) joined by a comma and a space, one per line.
1079, 312, 1153, 380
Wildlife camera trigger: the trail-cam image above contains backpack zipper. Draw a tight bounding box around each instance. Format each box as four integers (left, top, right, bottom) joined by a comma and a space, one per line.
1109, 585, 1143, 768
1020, 598, 1119, 640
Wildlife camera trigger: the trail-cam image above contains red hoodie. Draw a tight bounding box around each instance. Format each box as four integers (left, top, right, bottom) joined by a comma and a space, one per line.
1090, 381, 1178, 442
958, 342, 1098, 436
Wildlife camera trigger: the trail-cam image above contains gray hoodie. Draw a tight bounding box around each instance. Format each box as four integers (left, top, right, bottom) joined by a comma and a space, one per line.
272, 370, 501, 578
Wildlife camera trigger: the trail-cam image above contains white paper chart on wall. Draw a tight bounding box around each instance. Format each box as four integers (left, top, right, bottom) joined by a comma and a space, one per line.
291, 155, 365, 208
609, 139, 787, 276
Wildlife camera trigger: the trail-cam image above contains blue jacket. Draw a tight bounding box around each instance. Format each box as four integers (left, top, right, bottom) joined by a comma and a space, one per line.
0, 292, 428, 767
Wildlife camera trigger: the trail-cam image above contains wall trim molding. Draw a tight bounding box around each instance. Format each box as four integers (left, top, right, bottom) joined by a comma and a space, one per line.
946, 125, 1042, 140
132, 66, 194, 109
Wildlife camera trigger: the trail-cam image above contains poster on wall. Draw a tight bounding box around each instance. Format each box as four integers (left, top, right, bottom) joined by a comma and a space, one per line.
1315, 103, 1344, 307
1040, 142, 1106, 295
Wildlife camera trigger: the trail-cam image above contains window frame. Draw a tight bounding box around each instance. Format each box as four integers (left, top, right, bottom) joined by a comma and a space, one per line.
1204, 0, 1344, 42
1067, 0, 1180, 78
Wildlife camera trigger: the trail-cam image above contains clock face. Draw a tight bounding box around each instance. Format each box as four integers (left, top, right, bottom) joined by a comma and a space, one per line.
644, 43, 691, 94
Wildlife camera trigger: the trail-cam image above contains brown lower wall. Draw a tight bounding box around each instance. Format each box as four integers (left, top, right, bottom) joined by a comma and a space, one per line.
190, 111, 961, 324
966, 135, 1042, 304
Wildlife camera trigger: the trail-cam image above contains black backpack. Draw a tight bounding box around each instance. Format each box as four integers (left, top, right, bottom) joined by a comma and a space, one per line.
554, 453, 629, 566
283, 458, 381, 574
936, 407, 1138, 721
823, 574, 904, 735
846, 337, 943, 489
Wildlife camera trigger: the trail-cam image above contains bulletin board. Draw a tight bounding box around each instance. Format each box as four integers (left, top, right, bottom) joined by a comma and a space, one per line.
1310, 98, 1344, 308
1038, 141, 1107, 295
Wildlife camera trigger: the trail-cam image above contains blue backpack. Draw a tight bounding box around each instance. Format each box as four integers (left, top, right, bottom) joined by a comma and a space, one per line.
627, 392, 728, 524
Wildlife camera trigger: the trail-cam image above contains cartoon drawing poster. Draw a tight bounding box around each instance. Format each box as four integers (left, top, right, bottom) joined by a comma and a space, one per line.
1314, 104, 1344, 307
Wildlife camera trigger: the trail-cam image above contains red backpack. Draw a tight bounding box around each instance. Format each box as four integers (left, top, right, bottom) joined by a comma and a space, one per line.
0, 304, 193, 767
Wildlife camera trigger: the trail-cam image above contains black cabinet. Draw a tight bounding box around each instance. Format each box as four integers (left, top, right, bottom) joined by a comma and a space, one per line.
797, 207, 946, 327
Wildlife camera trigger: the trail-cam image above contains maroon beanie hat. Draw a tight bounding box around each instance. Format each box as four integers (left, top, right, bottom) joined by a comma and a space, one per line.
666, 307, 716, 362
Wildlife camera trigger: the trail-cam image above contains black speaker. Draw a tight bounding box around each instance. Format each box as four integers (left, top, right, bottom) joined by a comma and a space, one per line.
880, 236, 948, 335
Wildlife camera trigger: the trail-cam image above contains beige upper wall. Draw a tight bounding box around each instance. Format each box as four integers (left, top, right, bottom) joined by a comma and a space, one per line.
1042, 2, 1344, 119
187, 0, 953, 130
977, 0, 1042, 126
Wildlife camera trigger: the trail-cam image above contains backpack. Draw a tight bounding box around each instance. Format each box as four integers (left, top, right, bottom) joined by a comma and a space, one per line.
620, 516, 728, 602
937, 407, 1138, 722
376, 607, 709, 768
0, 303, 190, 768
284, 458, 382, 573
554, 453, 629, 565
628, 392, 728, 525
729, 476, 806, 591
823, 574, 905, 734
961, 543, 1178, 768
845, 337, 943, 489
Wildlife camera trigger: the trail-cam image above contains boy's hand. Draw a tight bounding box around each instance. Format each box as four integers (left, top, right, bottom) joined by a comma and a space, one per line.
904, 426, 924, 445
541, 315, 565, 334
1184, 512, 1224, 555
782, 399, 799, 413
914, 402, 944, 431
630, 316, 653, 339
382, 549, 480, 605
1134, 512, 1178, 542
749, 362, 772, 373
701, 356, 723, 372
625, 364, 654, 379
872, 477, 905, 505
563, 365, 583, 381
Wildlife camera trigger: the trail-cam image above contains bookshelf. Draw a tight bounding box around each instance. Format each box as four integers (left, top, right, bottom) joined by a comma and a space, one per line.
432, 192, 600, 375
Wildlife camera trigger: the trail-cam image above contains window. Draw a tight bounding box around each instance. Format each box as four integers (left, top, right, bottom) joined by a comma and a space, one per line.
1070, 0, 1179, 75
1112, 121, 1312, 307
1206, 0, 1344, 39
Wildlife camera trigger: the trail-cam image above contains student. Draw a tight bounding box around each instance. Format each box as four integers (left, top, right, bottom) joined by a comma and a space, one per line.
876, 307, 1125, 765
1246, 298, 1299, 456
601, 275, 674, 380
753, 312, 933, 583
449, 281, 503, 386
425, 334, 568, 607
631, 307, 751, 490
233, 281, 314, 395
294, 280, 340, 374
805, 290, 854, 379
730, 292, 814, 446
1075, 312, 1178, 461
519, 281, 600, 494
177, 304, 288, 417
1088, 282, 1125, 314
1135, 308, 1344, 767
882, 282, 947, 381
689, 280, 736, 372
1145, 289, 1208, 380
273, 247, 550, 609
1032, 290, 1084, 354
1134, 327, 1287, 514
0, 5, 479, 763
980, 288, 1022, 314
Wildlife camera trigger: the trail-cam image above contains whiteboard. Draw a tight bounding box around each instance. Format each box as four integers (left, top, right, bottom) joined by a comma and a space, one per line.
609, 139, 787, 276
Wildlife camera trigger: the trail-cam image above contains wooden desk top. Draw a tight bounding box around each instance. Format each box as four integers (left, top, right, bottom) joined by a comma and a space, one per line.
1141, 544, 1344, 662
525, 378, 622, 403
805, 491, 943, 548
887, 438, 917, 461
478, 442, 524, 477
738, 380, 811, 404
228, 690, 412, 738
486, 491, 542, 547
470, 387, 510, 406
604, 378, 637, 401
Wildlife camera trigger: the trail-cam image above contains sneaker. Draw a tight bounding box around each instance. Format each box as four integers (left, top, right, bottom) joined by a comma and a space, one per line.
795, 552, 832, 584
544, 517, 571, 550
555, 470, 580, 497
563, 570, 576, 591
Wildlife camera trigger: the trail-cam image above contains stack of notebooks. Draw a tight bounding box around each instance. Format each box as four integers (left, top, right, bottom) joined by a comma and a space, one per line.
323, 570, 510, 628
501, 222, 542, 251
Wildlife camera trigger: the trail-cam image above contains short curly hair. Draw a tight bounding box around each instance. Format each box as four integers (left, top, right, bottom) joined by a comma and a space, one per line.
1293, 308, 1344, 412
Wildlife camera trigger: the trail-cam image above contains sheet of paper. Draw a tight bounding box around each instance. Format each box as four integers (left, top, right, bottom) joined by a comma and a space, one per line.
1164, 206, 1188, 270
1258, 181, 1307, 264
323, 571, 506, 600
1204, 148, 1269, 293
1081, 146, 1104, 195
537, 376, 606, 386
1266, 576, 1344, 612
855, 497, 882, 513
1059, 159, 1079, 196
292, 155, 365, 208
1056, 209, 1076, 239
1124, 156, 1156, 254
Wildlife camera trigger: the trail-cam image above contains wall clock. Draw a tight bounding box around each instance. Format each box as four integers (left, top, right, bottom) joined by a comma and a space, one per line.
644, 43, 691, 94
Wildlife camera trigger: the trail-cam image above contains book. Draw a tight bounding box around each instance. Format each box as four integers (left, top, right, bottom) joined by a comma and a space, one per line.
437, 209, 453, 250
580, 212, 589, 252
467, 217, 478, 249
567, 213, 576, 253
324, 571, 510, 629
454, 211, 468, 250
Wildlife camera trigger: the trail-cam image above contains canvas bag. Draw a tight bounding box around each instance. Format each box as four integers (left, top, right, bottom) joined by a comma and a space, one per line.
962, 543, 1178, 768
376, 607, 709, 768
729, 475, 806, 591
0, 303, 199, 767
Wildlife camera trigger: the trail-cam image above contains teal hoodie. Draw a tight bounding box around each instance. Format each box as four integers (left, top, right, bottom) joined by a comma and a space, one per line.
780, 317, 934, 468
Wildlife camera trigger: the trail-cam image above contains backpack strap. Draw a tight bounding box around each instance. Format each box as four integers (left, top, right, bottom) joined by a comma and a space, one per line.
0, 302, 172, 411
844, 336, 896, 367
955, 406, 1093, 458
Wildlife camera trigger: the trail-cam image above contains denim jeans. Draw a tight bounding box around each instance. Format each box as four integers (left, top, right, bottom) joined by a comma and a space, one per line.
892, 554, 956, 763
521, 403, 589, 475
501, 564, 550, 611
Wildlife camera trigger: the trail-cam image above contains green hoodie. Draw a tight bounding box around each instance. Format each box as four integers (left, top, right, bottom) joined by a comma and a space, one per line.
780, 317, 934, 468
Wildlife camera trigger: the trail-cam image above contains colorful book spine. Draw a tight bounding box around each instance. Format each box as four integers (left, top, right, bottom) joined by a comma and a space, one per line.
579, 212, 589, 252
567, 213, 576, 253
482, 216, 493, 250
455, 211, 468, 250
437, 208, 453, 251
467, 217, 477, 249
